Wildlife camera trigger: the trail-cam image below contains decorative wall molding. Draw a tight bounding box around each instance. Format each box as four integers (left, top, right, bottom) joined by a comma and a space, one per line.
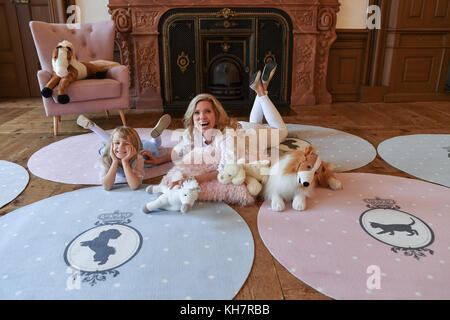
108, 0, 340, 109
110, 8, 132, 33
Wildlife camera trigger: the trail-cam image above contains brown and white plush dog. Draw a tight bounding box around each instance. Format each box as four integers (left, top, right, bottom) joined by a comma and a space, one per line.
264, 146, 342, 212
41, 40, 120, 104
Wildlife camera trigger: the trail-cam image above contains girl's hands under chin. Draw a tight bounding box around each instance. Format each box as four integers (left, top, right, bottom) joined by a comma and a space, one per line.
122, 145, 137, 163
109, 142, 119, 163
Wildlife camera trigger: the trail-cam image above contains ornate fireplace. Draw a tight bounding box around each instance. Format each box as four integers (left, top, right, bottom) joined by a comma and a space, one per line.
108, 0, 340, 110
159, 8, 292, 109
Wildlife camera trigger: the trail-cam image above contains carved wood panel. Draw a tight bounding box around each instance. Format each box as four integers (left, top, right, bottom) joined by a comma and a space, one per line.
392, 49, 442, 92
364, 0, 450, 102
395, 0, 450, 28
327, 30, 368, 102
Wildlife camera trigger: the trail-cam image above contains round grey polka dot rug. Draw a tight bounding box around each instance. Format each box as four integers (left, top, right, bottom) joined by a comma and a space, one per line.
378, 134, 450, 188
0, 185, 254, 299
0, 160, 29, 208
274, 124, 376, 172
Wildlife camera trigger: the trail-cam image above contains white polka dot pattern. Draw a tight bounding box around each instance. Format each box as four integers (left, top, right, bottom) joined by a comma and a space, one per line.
281, 124, 376, 172
0, 160, 29, 208
378, 134, 450, 187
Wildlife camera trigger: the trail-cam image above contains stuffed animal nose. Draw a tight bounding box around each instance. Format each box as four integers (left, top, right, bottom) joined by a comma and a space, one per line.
298, 178, 310, 187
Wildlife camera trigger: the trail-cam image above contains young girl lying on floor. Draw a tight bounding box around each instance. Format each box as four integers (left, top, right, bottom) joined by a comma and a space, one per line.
76, 114, 172, 190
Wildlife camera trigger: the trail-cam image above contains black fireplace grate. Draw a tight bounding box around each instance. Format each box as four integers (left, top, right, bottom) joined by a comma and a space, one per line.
159, 7, 292, 110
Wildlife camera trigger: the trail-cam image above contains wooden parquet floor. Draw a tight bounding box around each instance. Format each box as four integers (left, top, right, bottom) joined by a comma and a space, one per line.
0, 97, 449, 300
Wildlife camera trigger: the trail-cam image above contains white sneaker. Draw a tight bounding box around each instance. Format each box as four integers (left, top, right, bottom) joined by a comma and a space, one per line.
150, 114, 171, 138
76, 114, 93, 129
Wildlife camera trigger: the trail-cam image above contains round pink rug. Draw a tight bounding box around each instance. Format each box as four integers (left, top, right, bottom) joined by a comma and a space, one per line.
258, 173, 450, 300
28, 128, 179, 185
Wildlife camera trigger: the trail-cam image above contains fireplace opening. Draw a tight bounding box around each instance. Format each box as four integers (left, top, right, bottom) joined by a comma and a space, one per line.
208, 57, 244, 100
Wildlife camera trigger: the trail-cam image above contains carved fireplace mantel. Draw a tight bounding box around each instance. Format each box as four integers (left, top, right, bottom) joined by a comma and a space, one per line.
108, 0, 340, 109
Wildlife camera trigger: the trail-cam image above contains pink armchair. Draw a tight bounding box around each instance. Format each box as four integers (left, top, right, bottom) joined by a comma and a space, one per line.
29, 20, 129, 135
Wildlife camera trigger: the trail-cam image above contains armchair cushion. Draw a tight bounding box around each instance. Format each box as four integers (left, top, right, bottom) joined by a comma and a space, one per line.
51, 79, 121, 103
37, 66, 127, 103
106, 65, 129, 82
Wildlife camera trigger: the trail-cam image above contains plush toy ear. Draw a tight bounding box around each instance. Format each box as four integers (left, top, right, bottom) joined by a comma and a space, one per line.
52, 48, 58, 60
303, 145, 314, 155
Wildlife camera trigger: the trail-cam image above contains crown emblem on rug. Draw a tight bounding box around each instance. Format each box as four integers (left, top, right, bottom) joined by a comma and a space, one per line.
65, 210, 142, 287
96, 210, 132, 226
360, 197, 434, 260
363, 197, 400, 210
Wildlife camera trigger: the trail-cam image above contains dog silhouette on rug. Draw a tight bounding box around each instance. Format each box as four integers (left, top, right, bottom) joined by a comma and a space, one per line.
370, 218, 419, 236
278, 138, 310, 153
81, 229, 122, 265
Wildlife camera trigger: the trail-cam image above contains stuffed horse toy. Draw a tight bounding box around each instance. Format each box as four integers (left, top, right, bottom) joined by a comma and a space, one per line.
142, 176, 201, 214
41, 40, 120, 104
264, 145, 342, 212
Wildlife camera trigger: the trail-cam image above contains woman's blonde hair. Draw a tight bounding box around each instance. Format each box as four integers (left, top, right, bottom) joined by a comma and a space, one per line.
100, 126, 142, 169
183, 93, 239, 141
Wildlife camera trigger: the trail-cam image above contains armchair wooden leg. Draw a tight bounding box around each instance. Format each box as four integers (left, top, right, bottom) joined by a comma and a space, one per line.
53, 116, 60, 136
119, 109, 127, 126
105, 110, 110, 118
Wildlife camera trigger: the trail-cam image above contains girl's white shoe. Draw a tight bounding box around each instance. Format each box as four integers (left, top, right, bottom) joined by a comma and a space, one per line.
150, 114, 171, 138
76, 114, 93, 129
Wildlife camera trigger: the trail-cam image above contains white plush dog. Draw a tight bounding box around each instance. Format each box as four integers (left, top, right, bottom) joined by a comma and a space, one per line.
143, 172, 201, 214
264, 146, 342, 211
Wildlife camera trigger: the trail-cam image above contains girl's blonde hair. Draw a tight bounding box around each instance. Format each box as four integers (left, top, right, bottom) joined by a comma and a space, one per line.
100, 126, 142, 169
183, 93, 239, 141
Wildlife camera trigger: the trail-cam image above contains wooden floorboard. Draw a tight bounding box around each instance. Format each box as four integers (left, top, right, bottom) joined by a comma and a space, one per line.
0, 98, 449, 300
